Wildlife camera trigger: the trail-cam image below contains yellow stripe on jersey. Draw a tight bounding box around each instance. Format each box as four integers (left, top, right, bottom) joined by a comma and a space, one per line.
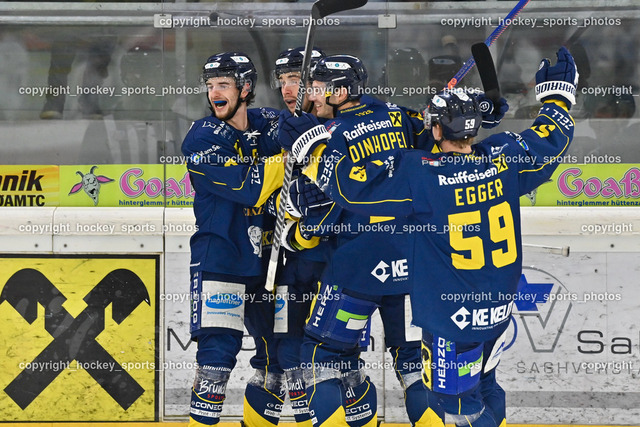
335, 157, 412, 205
370, 216, 395, 223
255, 153, 285, 206
303, 144, 328, 183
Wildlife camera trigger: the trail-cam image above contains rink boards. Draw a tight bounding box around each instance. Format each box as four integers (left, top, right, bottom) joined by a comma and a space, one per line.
0, 207, 639, 424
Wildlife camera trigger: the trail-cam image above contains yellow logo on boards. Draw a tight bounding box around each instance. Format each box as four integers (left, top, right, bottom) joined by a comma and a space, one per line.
0, 255, 158, 421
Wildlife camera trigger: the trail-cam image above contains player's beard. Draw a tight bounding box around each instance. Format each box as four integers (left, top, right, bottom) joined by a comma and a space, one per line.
212, 94, 243, 122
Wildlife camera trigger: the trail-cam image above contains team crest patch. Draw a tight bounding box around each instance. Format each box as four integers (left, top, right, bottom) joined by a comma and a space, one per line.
349, 165, 367, 182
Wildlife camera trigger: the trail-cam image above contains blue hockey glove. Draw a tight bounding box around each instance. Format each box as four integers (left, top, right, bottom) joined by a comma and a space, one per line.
278, 110, 330, 164
477, 93, 509, 129
535, 46, 579, 108
286, 176, 333, 218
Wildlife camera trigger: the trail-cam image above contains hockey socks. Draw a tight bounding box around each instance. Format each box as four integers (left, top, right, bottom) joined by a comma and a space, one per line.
404, 382, 445, 427
189, 366, 230, 426
344, 375, 377, 427
243, 369, 287, 427
307, 377, 349, 426
286, 368, 313, 426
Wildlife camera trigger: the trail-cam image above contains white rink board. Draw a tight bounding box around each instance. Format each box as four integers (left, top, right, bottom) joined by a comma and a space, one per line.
1, 207, 640, 423
502, 250, 640, 425
163, 251, 387, 422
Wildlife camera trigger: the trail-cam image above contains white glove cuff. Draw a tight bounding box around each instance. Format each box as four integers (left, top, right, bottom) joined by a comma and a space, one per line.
291, 124, 330, 163
285, 188, 302, 219
535, 80, 577, 105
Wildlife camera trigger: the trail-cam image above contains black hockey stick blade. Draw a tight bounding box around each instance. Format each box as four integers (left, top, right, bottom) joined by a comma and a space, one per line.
295, 0, 368, 116
314, 0, 367, 19
472, 43, 501, 103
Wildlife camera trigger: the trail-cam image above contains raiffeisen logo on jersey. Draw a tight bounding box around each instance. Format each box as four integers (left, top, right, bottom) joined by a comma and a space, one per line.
437, 167, 499, 186
342, 119, 395, 141
451, 301, 514, 330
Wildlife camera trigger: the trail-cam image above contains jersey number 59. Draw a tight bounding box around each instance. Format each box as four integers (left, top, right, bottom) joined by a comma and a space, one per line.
448, 200, 517, 270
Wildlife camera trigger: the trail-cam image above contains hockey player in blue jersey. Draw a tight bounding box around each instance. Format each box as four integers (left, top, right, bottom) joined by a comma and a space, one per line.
268, 46, 328, 427
278, 54, 445, 427
182, 52, 289, 426
280, 46, 578, 427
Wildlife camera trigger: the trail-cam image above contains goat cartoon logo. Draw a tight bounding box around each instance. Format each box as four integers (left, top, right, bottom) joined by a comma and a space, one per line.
68, 166, 114, 205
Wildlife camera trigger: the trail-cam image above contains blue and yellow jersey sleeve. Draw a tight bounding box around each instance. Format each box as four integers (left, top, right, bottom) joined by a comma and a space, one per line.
500, 100, 574, 195
182, 119, 284, 207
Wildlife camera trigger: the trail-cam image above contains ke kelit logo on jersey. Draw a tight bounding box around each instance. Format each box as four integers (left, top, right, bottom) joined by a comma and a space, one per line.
0, 255, 158, 420
388, 111, 402, 127
450, 301, 514, 331
370, 259, 409, 283
510, 267, 573, 353
68, 165, 114, 205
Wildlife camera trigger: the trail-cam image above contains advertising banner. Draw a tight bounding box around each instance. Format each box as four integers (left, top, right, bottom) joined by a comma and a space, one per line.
520, 164, 640, 207
58, 164, 192, 207
0, 165, 59, 207
0, 254, 159, 421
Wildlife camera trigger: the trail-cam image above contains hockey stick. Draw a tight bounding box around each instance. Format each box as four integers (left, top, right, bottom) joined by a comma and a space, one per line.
522, 243, 570, 257
265, 0, 368, 292
447, 0, 531, 89
472, 42, 501, 102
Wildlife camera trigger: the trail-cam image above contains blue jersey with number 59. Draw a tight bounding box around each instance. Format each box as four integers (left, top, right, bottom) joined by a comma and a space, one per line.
311, 101, 574, 341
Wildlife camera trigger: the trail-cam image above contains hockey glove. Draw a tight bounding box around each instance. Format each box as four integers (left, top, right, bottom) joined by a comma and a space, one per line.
278, 110, 330, 164
286, 176, 333, 219
535, 46, 579, 108
477, 93, 509, 129
281, 219, 320, 252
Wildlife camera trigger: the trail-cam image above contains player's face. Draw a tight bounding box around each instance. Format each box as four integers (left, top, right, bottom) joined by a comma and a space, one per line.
309, 81, 333, 118
279, 72, 314, 114
206, 76, 243, 121
279, 72, 300, 113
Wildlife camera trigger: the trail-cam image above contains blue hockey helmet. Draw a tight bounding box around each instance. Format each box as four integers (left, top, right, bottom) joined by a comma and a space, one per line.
202, 52, 257, 100
310, 54, 368, 101
423, 89, 482, 141
271, 46, 326, 89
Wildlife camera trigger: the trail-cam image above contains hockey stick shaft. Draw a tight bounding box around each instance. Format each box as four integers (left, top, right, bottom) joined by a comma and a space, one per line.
447, 0, 531, 89
522, 243, 570, 257
266, 0, 368, 292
